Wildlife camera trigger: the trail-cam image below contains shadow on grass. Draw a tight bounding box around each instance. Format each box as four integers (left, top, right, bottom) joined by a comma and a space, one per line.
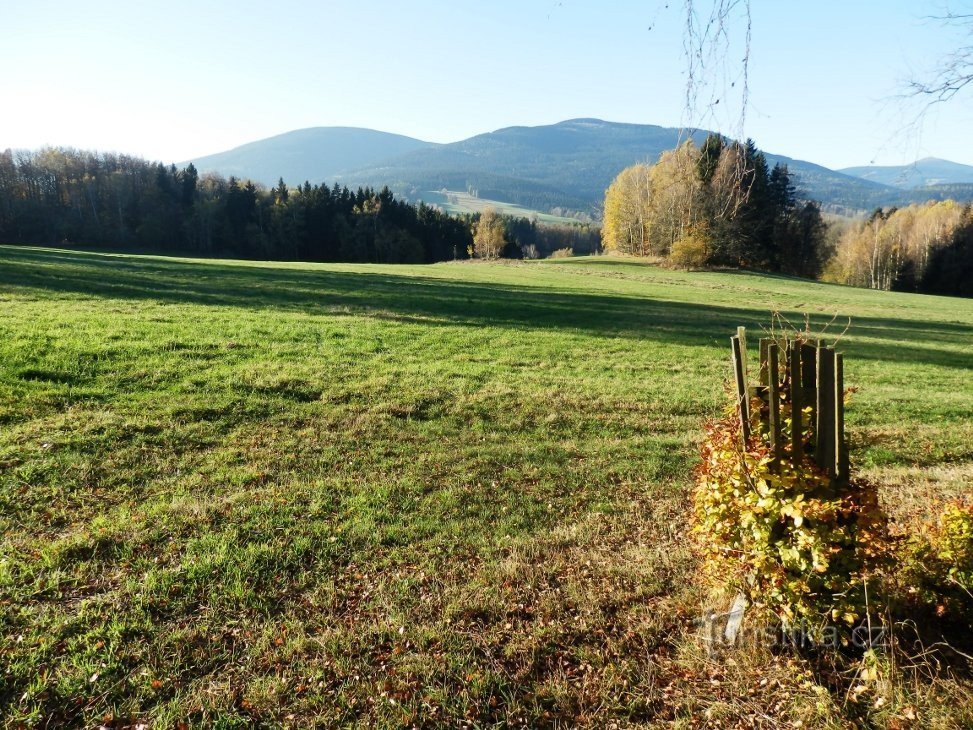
2, 246, 971, 369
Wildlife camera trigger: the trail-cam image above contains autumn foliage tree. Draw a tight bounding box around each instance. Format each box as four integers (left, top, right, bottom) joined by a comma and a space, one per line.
823, 200, 971, 292
601, 163, 653, 255
646, 142, 704, 255
601, 135, 827, 276
472, 207, 508, 259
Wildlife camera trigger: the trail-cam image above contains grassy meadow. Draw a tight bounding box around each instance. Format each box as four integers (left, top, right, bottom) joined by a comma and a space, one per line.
417, 190, 583, 225
1, 245, 971, 727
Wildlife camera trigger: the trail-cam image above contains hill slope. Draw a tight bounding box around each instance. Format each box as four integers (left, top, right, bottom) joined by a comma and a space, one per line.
840, 157, 973, 188
341, 118, 708, 212
340, 118, 900, 215
182, 120, 973, 216
2, 246, 971, 726
184, 127, 436, 185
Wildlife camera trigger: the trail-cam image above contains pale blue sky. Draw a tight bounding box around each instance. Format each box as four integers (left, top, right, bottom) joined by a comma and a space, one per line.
2, 1, 970, 168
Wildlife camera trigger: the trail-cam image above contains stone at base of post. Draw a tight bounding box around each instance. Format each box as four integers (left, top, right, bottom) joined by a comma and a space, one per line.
724, 593, 749, 645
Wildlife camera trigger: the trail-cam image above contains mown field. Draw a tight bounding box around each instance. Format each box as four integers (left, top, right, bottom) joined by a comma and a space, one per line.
418, 190, 583, 225
1, 246, 971, 728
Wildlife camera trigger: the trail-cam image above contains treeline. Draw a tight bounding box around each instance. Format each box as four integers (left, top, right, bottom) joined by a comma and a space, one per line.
823, 200, 973, 297
468, 207, 601, 259
602, 135, 827, 277
0, 148, 472, 263
497, 214, 600, 259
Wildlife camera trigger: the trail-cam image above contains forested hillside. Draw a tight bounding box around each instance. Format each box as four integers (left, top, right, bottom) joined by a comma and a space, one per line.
184, 119, 973, 217
185, 128, 435, 187
0, 148, 471, 263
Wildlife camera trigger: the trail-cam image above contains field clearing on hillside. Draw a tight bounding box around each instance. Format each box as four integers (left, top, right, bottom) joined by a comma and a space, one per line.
1, 246, 971, 727
418, 190, 585, 225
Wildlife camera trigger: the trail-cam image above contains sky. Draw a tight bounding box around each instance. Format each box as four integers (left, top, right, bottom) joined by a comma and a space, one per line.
3, 0, 971, 169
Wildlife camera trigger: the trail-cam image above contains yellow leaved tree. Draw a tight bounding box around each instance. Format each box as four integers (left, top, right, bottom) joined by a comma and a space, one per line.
472, 207, 507, 260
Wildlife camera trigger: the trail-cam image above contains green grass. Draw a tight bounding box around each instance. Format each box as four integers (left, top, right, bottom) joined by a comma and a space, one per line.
419, 190, 586, 225
1, 246, 971, 727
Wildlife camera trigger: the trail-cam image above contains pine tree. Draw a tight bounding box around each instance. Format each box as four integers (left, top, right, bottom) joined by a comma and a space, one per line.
273, 177, 289, 206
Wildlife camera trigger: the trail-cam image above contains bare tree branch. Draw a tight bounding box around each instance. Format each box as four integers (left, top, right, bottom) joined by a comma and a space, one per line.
681, 1, 752, 192
908, 7, 973, 104
681, 1, 751, 139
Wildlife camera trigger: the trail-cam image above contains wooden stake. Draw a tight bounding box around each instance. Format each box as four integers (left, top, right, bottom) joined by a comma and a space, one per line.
751, 338, 771, 435
731, 335, 751, 446
815, 346, 836, 481
801, 342, 817, 448
835, 353, 848, 482
768, 342, 782, 471
758, 338, 771, 387
789, 341, 803, 462
737, 326, 749, 386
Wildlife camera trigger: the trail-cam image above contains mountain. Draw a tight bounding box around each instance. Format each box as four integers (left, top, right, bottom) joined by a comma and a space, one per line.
184, 120, 973, 217
840, 157, 973, 189
339, 119, 920, 216
338, 119, 710, 213
184, 127, 436, 186
728, 151, 896, 217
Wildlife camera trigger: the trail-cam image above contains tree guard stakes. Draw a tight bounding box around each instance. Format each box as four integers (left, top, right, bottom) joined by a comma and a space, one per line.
729, 328, 849, 484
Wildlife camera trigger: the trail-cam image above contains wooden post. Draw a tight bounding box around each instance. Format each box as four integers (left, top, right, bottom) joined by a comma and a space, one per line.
731, 335, 751, 446
801, 342, 817, 451
758, 339, 771, 387
768, 342, 782, 471
729, 330, 849, 481
835, 353, 848, 482
800, 342, 817, 392
737, 326, 749, 387
755, 338, 772, 436
815, 346, 836, 480
789, 341, 803, 462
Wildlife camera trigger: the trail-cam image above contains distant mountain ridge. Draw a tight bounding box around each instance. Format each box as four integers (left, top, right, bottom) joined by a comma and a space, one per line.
839, 157, 973, 189
183, 127, 436, 186
339, 119, 713, 214
184, 120, 973, 217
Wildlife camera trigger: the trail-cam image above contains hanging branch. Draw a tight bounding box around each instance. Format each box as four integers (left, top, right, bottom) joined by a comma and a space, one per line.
907, 10, 973, 104
682, 0, 752, 139
681, 1, 753, 200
